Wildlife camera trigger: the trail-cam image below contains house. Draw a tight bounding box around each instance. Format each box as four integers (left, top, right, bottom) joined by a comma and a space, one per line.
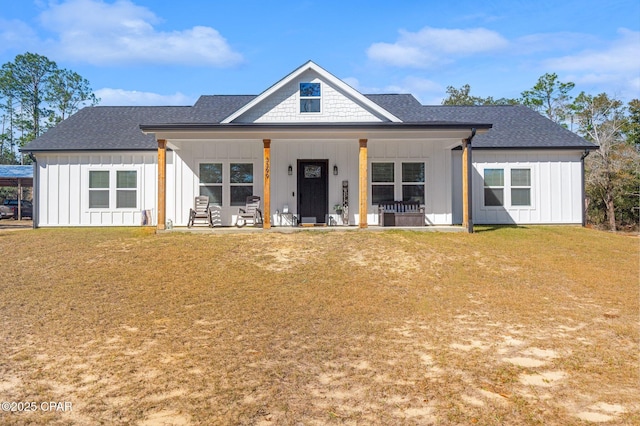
22, 61, 596, 231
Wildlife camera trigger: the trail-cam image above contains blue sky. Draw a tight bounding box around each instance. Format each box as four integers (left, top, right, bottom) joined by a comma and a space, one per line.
1, 0, 639, 106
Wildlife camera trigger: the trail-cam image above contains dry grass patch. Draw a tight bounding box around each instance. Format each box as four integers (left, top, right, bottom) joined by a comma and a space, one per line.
0, 226, 638, 425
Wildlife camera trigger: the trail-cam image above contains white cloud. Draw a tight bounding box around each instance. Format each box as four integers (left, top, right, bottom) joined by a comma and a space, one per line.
543, 28, 640, 99
543, 28, 640, 74
95, 88, 194, 106
367, 26, 508, 68
37, 0, 243, 66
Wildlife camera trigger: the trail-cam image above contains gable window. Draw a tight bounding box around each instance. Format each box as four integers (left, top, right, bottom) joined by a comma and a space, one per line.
371, 163, 395, 204
402, 162, 425, 204
116, 171, 137, 208
230, 163, 254, 206
300, 82, 321, 113
199, 163, 223, 205
89, 171, 110, 208
483, 168, 504, 207
511, 169, 531, 206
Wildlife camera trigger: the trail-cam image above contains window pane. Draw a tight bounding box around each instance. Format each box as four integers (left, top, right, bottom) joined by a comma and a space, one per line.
402, 163, 425, 183
511, 169, 531, 186
230, 163, 253, 183
402, 184, 425, 204
372, 185, 394, 204
89, 190, 109, 208
300, 99, 320, 112
372, 163, 394, 182
484, 188, 504, 206
511, 188, 531, 206
200, 186, 222, 205
230, 186, 254, 206
484, 169, 504, 187
116, 190, 137, 208
89, 171, 109, 188
300, 82, 320, 97
304, 165, 322, 178
200, 163, 222, 184
117, 171, 137, 188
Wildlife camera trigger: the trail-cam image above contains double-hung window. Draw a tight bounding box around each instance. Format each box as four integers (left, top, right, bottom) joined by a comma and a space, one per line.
89, 170, 137, 209
230, 163, 254, 206
372, 162, 427, 204
199, 162, 255, 207
483, 169, 504, 207
402, 163, 425, 204
116, 171, 137, 208
300, 82, 321, 113
199, 163, 223, 205
511, 169, 531, 206
371, 163, 395, 204
89, 171, 110, 208
483, 168, 532, 207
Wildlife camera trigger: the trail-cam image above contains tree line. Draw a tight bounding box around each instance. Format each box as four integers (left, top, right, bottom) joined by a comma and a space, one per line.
0, 52, 99, 165
443, 74, 639, 231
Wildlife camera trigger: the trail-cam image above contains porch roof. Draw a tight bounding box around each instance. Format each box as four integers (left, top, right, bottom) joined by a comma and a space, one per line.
139, 121, 492, 141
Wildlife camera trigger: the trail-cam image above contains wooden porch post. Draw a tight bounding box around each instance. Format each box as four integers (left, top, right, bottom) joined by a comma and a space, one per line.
462, 138, 473, 233
358, 139, 368, 228
157, 139, 167, 230
263, 139, 271, 229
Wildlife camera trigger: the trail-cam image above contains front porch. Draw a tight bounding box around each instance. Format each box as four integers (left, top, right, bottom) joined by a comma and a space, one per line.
143, 126, 482, 233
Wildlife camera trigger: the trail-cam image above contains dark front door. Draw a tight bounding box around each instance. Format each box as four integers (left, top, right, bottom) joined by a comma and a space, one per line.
297, 160, 328, 224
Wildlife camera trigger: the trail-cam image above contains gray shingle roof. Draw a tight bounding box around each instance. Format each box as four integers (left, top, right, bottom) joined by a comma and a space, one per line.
24, 106, 189, 151
419, 105, 594, 149
23, 94, 594, 152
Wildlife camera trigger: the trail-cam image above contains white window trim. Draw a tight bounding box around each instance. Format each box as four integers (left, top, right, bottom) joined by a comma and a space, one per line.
510, 168, 533, 207
480, 165, 535, 210
370, 160, 428, 207
198, 161, 257, 208
299, 82, 322, 114
400, 161, 427, 205
87, 168, 140, 210
88, 170, 110, 210
229, 162, 255, 207
371, 162, 395, 204
198, 162, 223, 206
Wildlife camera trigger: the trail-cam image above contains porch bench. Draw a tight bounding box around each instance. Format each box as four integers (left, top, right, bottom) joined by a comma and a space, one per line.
378, 201, 425, 227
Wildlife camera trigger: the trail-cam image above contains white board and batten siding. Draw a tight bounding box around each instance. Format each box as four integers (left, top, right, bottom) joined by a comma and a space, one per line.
35, 152, 158, 226
368, 139, 454, 226
452, 150, 584, 225
167, 140, 263, 226
169, 139, 360, 227
168, 139, 459, 227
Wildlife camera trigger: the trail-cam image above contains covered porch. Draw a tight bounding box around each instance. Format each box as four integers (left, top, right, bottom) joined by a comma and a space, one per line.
141, 123, 488, 232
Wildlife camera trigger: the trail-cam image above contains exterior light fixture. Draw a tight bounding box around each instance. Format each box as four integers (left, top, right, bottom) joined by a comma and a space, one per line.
288, 165, 293, 175
333, 164, 338, 175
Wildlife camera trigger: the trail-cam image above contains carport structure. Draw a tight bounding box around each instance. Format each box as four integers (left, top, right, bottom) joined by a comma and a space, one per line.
0, 165, 34, 221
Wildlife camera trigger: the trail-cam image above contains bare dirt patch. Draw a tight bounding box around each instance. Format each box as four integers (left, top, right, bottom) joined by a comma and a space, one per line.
0, 226, 638, 424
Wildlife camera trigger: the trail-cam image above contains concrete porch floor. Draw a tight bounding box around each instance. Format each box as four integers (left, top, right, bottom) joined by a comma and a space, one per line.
160, 225, 464, 234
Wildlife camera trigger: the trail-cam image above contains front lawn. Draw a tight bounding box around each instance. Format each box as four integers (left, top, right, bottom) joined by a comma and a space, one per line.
0, 226, 637, 425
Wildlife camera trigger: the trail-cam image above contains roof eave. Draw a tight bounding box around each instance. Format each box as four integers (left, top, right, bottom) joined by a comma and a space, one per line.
140, 122, 492, 141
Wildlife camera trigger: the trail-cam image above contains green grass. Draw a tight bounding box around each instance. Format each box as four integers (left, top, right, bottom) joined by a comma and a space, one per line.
0, 226, 638, 425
